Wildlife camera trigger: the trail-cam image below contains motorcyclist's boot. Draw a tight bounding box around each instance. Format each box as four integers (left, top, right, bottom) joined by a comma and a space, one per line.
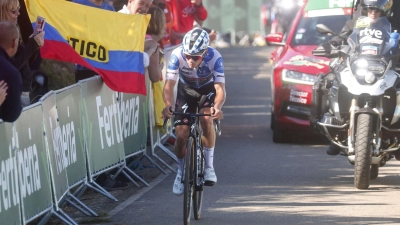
327, 143, 341, 156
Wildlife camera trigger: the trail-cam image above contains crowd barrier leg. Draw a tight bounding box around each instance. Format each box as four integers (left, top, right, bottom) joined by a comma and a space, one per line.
73, 176, 118, 202
87, 181, 118, 202
65, 193, 99, 217
110, 161, 151, 187
141, 153, 167, 175
149, 121, 177, 173
37, 208, 78, 225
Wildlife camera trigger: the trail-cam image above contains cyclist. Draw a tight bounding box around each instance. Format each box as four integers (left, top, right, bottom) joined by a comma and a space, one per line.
162, 28, 226, 196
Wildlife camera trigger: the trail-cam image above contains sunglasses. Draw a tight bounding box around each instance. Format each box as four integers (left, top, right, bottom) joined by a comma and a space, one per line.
367, 7, 381, 13
10, 6, 20, 15
185, 54, 203, 61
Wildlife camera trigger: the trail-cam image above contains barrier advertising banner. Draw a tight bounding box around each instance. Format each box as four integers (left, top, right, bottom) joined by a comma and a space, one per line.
80, 76, 124, 174
119, 93, 147, 156
13, 104, 52, 222
55, 85, 87, 187
41, 92, 69, 202
0, 121, 21, 225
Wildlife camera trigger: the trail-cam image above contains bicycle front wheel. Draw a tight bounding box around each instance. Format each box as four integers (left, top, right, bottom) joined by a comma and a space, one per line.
183, 136, 195, 225
193, 141, 204, 220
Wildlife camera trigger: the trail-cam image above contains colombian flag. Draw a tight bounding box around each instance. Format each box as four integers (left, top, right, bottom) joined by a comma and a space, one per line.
24, 0, 150, 95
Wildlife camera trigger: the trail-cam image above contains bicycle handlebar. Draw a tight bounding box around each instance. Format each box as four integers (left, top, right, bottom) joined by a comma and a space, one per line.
163, 109, 221, 136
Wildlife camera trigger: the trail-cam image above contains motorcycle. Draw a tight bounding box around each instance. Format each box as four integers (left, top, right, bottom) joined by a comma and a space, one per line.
310, 16, 400, 189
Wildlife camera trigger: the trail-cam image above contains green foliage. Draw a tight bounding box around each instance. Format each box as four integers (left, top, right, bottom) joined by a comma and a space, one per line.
39, 59, 75, 90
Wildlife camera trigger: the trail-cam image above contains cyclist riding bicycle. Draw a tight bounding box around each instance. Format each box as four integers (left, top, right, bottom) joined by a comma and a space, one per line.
162, 28, 226, 196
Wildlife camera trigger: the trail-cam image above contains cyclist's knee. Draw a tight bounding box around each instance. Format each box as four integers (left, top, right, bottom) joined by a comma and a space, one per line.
175, 126, 189, 139
200, 115, 212, 126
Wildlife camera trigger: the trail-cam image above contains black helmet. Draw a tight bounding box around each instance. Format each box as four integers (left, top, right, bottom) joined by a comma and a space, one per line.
361, 0, 393, 14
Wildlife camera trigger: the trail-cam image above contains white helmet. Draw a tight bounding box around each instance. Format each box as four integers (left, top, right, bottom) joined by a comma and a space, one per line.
182, 28, 210, 55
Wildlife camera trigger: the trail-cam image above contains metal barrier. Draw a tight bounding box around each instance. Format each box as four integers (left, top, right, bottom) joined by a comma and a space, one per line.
0, 68, 160, 224
147, 45, 179, 174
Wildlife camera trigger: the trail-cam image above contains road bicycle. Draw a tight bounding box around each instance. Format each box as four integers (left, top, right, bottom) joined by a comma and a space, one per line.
164, 110, 221, 225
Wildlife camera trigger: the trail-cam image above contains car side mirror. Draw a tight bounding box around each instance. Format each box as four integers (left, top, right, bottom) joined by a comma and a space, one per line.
265, 33, 285, 46
316, 24, 336, 35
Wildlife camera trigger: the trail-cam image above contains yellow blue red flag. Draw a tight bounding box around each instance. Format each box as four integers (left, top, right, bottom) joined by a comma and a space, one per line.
24, 0, 150, 95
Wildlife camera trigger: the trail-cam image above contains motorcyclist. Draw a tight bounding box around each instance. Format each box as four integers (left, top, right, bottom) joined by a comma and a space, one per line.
316, 0, 395, 155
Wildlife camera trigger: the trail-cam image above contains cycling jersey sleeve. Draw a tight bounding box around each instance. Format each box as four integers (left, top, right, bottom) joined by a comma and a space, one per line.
210, 50, 225, 84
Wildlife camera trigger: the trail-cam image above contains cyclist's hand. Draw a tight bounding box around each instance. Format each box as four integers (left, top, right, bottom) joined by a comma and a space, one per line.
211, 107, 223, 120
162, 105, 174, 119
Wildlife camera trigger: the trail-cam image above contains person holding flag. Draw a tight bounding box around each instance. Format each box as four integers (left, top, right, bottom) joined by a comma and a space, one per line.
25, 0, 151, 95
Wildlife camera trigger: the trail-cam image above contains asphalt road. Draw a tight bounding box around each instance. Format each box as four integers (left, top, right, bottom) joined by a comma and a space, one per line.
105, 46, 400, 225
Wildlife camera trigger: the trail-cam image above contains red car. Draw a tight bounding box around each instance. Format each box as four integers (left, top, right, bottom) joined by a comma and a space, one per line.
266, 0, 353, 143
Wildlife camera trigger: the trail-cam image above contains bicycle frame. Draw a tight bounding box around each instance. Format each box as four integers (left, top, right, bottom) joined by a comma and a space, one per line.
163, 111, 220, 225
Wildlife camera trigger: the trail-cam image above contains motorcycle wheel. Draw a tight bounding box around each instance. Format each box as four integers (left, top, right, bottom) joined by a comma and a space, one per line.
354, 114, 373, 189
370, 164, 379, 180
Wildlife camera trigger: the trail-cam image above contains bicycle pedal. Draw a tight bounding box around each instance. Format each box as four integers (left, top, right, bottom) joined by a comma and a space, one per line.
195, 185, 203, 191
204, 181, 215, 186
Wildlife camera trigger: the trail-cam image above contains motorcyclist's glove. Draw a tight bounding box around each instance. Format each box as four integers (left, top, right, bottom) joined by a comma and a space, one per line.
390, 32, 399, 48
328, 41, 340, 49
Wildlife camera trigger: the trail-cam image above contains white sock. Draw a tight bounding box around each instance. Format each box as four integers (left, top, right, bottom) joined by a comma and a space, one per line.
177, 158, 184, 175
204, 147, 214, 169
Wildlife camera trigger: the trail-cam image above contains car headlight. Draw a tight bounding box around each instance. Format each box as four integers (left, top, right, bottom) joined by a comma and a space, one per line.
281, 69, 316, 85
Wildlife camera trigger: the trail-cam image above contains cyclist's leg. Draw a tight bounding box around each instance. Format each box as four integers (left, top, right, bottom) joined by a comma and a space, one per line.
174, 82, 200, 169
172, 82, 200, 195
198, 87, 217, 185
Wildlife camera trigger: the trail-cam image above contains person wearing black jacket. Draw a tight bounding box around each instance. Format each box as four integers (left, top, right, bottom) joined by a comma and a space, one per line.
0, 0, 44, 107
0, 21, 22, 122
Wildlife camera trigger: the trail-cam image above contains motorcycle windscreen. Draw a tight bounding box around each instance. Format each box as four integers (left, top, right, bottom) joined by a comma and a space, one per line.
347, 16, 395, 56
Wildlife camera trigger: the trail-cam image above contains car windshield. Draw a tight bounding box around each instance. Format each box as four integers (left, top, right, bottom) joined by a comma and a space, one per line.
291, 14, 351, 46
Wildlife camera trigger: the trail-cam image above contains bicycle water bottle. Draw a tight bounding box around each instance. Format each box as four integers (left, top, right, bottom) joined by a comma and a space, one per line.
390, 30, 399, 48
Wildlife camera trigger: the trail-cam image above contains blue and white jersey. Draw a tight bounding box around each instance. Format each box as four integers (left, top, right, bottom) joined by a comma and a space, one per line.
166, 46, 225, 88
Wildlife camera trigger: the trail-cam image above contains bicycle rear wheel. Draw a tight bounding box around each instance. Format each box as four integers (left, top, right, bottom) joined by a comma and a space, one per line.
183, 136, 195, 225
193, 143, 204, 220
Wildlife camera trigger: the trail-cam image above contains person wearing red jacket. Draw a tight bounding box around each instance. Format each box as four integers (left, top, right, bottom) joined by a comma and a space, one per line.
170, 0, 208, 45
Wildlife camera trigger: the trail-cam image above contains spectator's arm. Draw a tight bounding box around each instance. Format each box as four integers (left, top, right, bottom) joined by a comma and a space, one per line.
13, 37, 40, 70
193, 1, 208, 22
0, 80, 7, 106
147, 46, 162, 83
1, 73, 22, 122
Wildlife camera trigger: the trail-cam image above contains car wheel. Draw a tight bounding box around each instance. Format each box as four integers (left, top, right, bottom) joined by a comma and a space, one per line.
272, 118, 286, 143
270, 111, 275, 130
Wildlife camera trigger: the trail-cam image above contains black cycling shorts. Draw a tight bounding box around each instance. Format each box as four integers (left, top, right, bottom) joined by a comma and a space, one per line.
174, 81, 216, 126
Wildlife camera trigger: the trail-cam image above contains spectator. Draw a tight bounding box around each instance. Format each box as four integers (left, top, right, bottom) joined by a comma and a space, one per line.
169, 0, 208, 45
152, 0, 174, 48
146, 5, 166, 83
0, 0, 44, 107
146, 6, 166, 128
72, 0, 115, 82
118, 0, 159, 68
0, 81, 7, 106
0, 21, 22, 122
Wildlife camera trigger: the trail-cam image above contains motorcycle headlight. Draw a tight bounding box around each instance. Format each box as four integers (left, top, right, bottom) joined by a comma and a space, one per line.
281, 69, 316, 85
351, 58, 387, 78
